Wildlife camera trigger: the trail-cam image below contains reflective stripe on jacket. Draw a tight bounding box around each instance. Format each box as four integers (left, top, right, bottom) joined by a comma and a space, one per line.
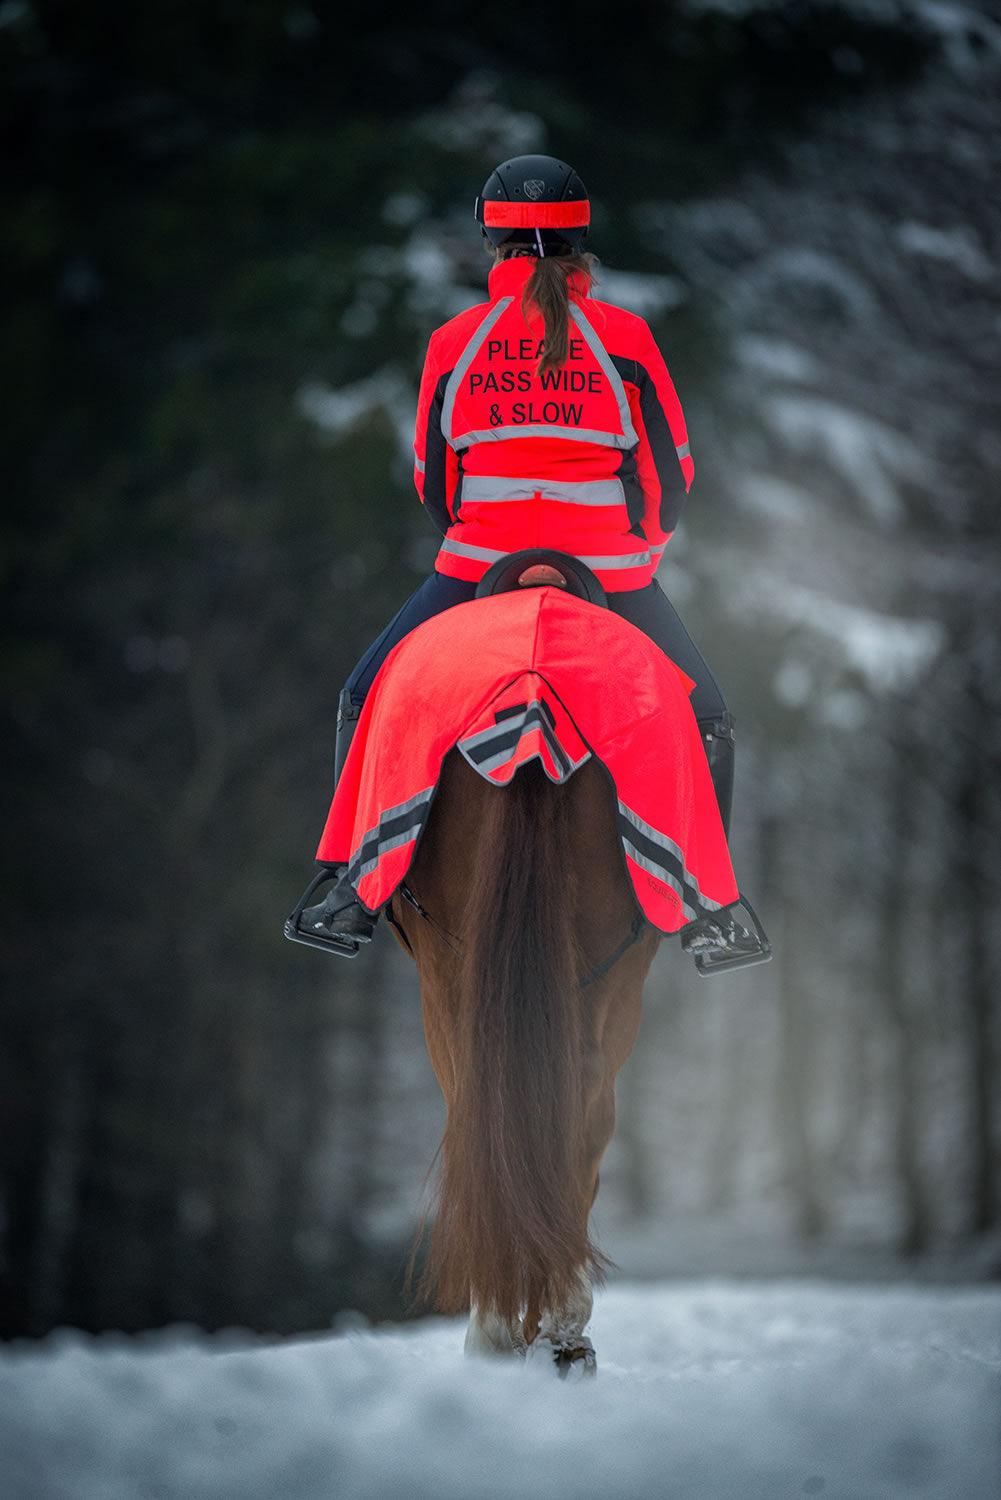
412, 255, 694, 593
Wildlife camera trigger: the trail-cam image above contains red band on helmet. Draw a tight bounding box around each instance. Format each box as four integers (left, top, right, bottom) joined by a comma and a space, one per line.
482, 199, 591, 229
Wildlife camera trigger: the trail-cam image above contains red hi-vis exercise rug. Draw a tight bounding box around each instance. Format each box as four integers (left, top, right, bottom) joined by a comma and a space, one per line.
316, 588, 739, 933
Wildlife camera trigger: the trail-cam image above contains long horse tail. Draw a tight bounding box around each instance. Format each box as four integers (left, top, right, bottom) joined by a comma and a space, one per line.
414, 758, 612, 1329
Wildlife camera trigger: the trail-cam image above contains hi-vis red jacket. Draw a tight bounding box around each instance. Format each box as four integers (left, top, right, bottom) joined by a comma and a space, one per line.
413, 254, 695, 593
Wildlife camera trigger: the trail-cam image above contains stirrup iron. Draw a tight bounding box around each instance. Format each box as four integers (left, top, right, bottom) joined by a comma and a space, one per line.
284, 868, 373, 958
680, 893, 772, 979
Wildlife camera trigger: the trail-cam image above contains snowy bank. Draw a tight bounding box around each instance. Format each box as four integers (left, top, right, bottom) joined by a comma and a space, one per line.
1, 1281, 998, 1500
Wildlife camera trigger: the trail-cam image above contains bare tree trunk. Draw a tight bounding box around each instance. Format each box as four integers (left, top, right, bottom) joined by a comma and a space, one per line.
879, 722, 931, 1256
28, 1014, 89, 1330
266, 971, 340, 1328
0, 1024, 52, 1335
616, 1028, 655, 1219
955, 663, 998, 1236
761, 770, 825, 1241
344, 937, 389, 1225
702, 998, 745, 1216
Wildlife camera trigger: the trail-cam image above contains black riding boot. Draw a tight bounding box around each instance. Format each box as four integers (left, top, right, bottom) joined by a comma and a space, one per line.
334, 687, 361, 789
681, 711, 770, 975
286, 689, 378, 956
698, 711, 735, 838
296, 863, 377, 952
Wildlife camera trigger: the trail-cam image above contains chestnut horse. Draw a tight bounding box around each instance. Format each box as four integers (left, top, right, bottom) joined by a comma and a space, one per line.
390, 746, 660, 1375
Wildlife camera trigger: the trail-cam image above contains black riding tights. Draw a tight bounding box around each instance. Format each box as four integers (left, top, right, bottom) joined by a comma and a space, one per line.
345, 572, 728, 722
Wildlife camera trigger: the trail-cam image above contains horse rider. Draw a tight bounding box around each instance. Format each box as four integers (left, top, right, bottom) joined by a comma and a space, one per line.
301, 154, 744, 958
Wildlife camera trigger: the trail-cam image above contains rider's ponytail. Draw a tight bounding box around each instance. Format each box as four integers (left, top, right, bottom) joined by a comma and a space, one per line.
520, 252, 598, 376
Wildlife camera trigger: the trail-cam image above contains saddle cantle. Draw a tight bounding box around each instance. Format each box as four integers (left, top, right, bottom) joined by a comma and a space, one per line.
475, 548, 608, 608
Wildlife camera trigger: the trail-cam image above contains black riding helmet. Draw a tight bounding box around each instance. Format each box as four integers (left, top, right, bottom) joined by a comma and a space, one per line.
475, 154, 589, 258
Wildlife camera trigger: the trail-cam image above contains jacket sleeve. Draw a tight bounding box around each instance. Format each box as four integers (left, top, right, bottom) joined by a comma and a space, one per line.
625, 319, 695, 559
413, 330, 459, 536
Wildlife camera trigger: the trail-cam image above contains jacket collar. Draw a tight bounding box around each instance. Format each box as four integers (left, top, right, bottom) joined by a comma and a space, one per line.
487, 254, 592, 303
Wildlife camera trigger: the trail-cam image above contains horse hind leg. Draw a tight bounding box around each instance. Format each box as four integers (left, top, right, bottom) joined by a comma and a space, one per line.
519, 1045, 615, 1378
523, 1025, 638, 1379
465, 1277, 595, 1377
523, 930, 653, 1380
525, 1269, 596, 1378
464, 1303, 528, 1359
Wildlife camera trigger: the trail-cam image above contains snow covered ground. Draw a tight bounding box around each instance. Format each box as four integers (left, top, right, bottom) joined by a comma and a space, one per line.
1, 1281, 998, 1499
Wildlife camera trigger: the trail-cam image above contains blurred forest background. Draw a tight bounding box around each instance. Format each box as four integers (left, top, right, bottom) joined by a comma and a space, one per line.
2, 0, 999, 1339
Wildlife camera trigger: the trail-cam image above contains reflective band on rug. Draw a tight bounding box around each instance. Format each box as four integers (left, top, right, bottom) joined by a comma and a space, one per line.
348, 786, 436, 884
458, 698, 589, 784
617, 800, 724, 919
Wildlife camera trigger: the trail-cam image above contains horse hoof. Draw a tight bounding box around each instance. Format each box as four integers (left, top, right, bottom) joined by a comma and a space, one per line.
526, 1333, 597, 1378
557, 1339, 597, 1380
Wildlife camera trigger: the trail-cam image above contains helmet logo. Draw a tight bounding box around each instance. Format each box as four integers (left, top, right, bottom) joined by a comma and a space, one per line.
523, 179, 546, 200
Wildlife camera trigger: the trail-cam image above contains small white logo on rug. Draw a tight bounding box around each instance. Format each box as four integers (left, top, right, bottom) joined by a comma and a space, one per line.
523, 179, 546, 200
